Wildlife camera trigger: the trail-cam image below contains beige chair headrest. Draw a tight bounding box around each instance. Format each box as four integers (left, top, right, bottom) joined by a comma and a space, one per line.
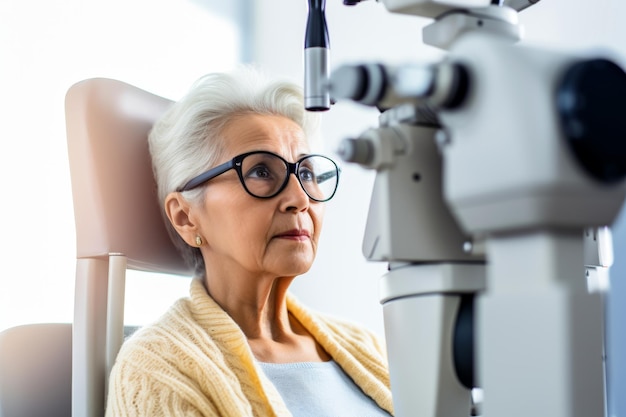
65, 78, 191, 276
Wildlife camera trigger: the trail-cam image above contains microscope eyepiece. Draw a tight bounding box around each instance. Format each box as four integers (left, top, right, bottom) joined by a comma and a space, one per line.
337, 137, 375, 165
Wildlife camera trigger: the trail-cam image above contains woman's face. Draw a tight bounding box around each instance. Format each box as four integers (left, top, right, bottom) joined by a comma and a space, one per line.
192, 113, 325, 279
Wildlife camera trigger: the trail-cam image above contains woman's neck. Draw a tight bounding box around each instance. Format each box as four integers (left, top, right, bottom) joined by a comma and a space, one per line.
202, 273, 330, 363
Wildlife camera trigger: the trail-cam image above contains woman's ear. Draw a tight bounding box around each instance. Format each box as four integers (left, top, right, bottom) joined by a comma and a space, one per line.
164, 192, 198, 247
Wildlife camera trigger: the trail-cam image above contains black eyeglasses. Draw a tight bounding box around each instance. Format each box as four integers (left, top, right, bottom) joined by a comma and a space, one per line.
177, 150, 340, 202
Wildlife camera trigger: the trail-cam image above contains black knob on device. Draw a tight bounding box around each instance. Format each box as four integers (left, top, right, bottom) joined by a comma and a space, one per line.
557, 58, 626, 184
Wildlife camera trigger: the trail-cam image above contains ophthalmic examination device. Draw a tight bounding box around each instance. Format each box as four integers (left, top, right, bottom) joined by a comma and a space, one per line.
304, 0, 626, 416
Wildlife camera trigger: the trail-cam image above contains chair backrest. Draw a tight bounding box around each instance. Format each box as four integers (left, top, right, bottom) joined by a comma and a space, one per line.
66, 78, 185, 272
65, 78, 193, 417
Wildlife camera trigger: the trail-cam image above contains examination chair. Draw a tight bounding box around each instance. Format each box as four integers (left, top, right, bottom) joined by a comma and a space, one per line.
0, 78, 192, 417
66, 78, 193, 416
0, 323, 72, 417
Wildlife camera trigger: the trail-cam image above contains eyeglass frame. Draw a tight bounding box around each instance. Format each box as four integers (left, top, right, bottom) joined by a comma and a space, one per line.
176, 150, 341, 202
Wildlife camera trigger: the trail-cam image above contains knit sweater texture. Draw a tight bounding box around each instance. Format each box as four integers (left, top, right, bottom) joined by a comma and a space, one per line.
105, 278, 394, 416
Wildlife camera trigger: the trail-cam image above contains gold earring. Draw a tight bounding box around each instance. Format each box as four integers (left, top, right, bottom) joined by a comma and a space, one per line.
195, 235, 203, 246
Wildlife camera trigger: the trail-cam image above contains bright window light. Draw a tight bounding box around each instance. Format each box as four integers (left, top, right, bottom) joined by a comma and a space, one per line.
0, 0, 242, 332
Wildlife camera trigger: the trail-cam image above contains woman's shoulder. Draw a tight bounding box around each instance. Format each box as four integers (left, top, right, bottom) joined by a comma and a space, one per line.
318, 311, 383, 346
114, 289, 247, 367
106, 296, 256, 416
111, 295, 236, 384
120, 279, 225, 352
286, 293, 385, 352
115, 297, 197, 359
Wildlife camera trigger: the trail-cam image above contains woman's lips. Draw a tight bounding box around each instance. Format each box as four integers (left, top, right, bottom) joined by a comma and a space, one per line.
275, 229, 311, 241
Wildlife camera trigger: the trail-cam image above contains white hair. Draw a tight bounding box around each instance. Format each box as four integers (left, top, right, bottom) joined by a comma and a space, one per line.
149, 65, 322, 275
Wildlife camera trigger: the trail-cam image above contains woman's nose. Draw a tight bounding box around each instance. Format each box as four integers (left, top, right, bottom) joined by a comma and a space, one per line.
280, 173, 310, 211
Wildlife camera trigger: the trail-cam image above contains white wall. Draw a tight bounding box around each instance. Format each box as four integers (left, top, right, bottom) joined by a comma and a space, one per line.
252, 1, 626, 415
0, 0, 241, 331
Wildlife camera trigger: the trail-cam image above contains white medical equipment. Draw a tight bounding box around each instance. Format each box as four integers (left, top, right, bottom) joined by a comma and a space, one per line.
305, 1, 626, 416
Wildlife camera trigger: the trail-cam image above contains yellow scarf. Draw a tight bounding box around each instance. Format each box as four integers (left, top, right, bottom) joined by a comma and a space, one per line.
106, 278, 393, 416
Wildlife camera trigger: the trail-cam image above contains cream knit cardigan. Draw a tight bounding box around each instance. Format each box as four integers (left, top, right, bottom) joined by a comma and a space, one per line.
106, 279, 394, 416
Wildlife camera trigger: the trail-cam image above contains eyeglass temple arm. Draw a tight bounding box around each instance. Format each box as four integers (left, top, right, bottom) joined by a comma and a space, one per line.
178, 161, 235, 192
316, 168, 340, 184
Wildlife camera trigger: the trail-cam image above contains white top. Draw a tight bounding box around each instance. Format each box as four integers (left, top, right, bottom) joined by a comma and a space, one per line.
258, 360, 392, 417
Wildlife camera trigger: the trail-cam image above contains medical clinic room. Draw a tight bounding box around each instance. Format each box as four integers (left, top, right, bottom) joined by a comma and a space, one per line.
1, 0, 625, 416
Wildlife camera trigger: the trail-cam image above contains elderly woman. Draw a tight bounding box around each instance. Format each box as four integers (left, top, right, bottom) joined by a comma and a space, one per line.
105, 67, 393, 416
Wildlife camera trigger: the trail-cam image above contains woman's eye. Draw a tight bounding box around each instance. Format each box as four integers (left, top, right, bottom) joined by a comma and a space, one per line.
247, 165, 272, 179
299, 168, 315, 182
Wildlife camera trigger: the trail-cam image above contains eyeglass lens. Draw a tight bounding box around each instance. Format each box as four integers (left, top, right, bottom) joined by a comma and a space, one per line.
240, 153, 338, 201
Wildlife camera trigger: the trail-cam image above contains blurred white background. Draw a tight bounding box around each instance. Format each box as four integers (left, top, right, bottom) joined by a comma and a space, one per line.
1, 0, 625, 415
0, 0, 242, 330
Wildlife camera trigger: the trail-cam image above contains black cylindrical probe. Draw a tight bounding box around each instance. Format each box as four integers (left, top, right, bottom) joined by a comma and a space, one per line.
304, 0, 331, 111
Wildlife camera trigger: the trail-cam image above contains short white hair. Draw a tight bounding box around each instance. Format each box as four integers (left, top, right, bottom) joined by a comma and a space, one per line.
149, 65, 322, 275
